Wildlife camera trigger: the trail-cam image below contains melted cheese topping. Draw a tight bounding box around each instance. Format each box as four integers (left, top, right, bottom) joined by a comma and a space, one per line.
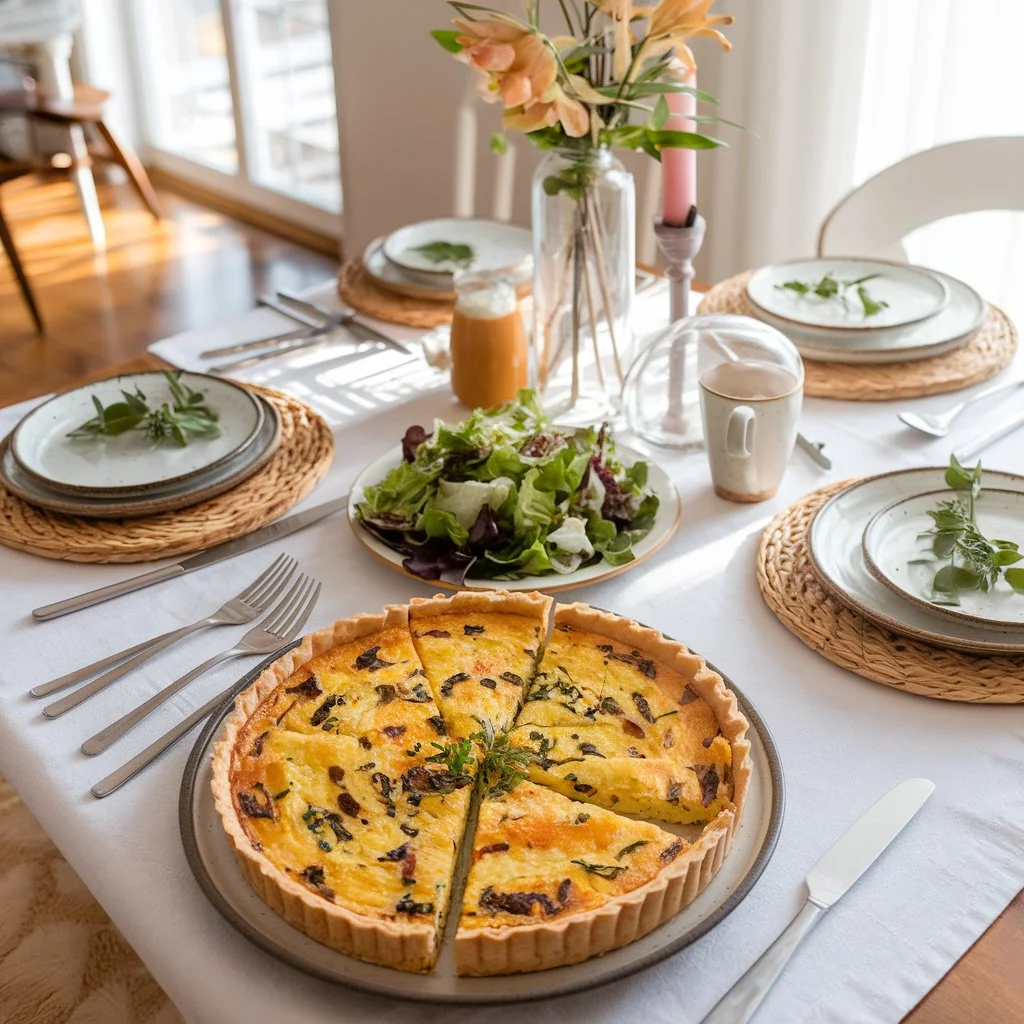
410, 612, 543, 739
460, 781, 685, 931
507, 623, 733, 824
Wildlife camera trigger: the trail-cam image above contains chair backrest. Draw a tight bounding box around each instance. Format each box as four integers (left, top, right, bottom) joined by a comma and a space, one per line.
818, 137, 1024, 259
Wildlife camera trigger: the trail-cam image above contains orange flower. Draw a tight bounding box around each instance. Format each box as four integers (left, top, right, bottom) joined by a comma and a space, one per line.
638, 0, 733, 72
453, 18, 589, 137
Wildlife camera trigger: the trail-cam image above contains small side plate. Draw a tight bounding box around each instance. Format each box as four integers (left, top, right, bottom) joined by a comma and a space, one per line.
180, 652, 783, 1005
863, 488, 1024, 631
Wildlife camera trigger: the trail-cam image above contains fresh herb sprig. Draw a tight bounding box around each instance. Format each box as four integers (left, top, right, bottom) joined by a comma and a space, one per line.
67, 372, 220, 447
411, 241, 475, 268
571, 859, 626, 879
776, 272, 889, 319
425, 737, 476, 777
473, 719, 533, 796
916, 455, 1024, 604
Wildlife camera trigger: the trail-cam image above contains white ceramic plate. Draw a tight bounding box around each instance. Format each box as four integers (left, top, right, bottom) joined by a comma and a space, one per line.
863, 488, 1024, 631
348, 443, 682, 593
810, 467, 1024, 653
12, 372, 264, 495
0, 397, 281, 519
180, 649, 783, 1004
383, 218, 532, 286
363, 237, 458, 301
751, 269, 986, 364
747, 258, 949, 331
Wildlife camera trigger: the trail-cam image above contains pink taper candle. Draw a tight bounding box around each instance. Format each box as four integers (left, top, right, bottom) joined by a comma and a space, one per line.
661, 68, 697, 226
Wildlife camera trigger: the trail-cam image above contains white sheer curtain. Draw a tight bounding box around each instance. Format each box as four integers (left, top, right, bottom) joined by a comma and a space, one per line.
853, 0, 1024, 324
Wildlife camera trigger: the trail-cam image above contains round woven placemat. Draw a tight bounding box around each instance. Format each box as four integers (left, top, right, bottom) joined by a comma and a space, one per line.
757, 481, 1024, 703
337, 260, 454, 328
698, 271, 1018, 400
0, 386, 333, 564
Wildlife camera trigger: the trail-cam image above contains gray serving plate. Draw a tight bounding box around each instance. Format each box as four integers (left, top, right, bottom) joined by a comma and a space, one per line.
180, 647, 784, 1005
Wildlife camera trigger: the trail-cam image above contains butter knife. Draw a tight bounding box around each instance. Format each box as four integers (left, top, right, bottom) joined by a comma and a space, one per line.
702, 778, 935, 1024
796, 432, 832, 470
32, 494, 348, 621
274, 292, 412, 355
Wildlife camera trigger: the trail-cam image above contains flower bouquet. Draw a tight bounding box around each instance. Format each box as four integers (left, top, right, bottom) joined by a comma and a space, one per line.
434, 1, 734, 418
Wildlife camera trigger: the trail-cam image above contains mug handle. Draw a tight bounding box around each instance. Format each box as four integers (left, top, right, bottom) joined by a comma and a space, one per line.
726, 407, 755, 458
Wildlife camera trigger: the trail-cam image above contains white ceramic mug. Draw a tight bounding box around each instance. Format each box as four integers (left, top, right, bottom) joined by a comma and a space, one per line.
699, 361, 802, 502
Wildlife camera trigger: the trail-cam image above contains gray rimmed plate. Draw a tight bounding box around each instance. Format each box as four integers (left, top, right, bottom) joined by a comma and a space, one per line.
0, 396, 282, 518
180, 652, 783, 1005
810, 467, 1024, 653
863, 487, 1024, 632
12, 372, 265, 496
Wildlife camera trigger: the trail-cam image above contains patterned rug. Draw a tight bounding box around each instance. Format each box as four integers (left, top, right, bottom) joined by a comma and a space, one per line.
0, 777, 183, 1024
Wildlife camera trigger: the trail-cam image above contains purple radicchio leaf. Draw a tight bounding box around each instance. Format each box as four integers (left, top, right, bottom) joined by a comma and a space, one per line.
468, 504, 504, 549
361, 510, 415, 532
403, 543, 476, 586
401, 425, 430, 463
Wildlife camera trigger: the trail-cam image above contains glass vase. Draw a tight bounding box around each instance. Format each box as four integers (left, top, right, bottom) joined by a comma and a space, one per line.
531, 145, 635, 423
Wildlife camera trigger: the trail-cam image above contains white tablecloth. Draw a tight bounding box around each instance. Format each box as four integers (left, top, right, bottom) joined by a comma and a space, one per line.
1, 283, 1022, 1024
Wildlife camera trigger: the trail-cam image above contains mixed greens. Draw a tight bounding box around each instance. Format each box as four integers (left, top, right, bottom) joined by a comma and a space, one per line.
355, 390, 659, 585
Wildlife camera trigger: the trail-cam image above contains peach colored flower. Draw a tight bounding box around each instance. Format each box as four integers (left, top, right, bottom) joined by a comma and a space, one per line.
453, 18, 589, 137
638, 0, 733, 73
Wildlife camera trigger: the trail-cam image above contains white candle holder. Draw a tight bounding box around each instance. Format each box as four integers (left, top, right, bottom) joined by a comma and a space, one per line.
652, 212, 706, 449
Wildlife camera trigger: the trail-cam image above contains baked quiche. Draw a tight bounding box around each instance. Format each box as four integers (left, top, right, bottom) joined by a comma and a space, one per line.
410, 591, 551, 740
212, 593, 752, 978
457, 780, 729, 976
508, 604, 750, 827
212, 605, 475, 972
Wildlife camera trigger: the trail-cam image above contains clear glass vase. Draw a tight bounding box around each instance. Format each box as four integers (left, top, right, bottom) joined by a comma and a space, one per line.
531, 145, 635, 423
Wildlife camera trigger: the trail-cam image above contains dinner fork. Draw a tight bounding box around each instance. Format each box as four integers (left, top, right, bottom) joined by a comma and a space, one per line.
37, 555, 296, 713
82, 573, 320, 756
90, 578, 320, 798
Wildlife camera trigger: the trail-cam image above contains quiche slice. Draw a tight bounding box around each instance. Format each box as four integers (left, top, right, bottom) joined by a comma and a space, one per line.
507, 604, 751, 826
456, 781, 730, 976
212, 606, 476, 972
410, 591, 552, 740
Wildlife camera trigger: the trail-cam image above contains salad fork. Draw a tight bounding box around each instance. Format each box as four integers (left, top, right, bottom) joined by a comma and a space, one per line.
82, 573, 320, 756
898, 378, 1024, 437
37, 554, 296, 711
90, 578, 321, 798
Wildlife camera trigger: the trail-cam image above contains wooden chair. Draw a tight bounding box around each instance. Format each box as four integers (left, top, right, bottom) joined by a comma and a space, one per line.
26, 83, 162, 222
0, 157, 44, 333
818, 137, 1024, 259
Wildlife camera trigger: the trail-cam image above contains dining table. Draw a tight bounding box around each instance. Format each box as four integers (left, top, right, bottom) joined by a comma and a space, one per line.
0, 277, 1022, 1023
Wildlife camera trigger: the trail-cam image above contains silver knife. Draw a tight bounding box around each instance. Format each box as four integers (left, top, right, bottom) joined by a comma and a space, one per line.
200, 324, 323, 360
796, 432, 832, 470
211, 333, 337, 374
276, 291, 412, 355
702, 777, 935, 1024
32, 494, 349, 621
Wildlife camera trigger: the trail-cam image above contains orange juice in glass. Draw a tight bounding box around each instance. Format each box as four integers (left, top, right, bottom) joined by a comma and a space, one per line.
449, 271, 529, 409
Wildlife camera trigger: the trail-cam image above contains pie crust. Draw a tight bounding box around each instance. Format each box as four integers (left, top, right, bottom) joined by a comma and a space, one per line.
211, 595, 752, 977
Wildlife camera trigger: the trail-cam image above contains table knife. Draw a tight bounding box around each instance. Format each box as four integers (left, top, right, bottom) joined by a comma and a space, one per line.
276, 290, 412, 355
200, 324, 325, 360
702, 777, 935, 1024
32, 494, 348, 621
796, 432, 832, 470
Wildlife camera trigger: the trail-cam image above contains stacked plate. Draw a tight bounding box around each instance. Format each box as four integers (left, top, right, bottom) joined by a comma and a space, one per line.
1, 372, 281, 518
745, 257, 987, 363
361, 218, 533, 302
809, 467, 1024, 654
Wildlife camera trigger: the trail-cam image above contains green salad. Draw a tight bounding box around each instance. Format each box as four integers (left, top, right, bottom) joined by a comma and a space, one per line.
356, 390, 660, 584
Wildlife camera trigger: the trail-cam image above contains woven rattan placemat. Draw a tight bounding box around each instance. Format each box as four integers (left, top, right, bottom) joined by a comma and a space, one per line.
698, 271, 1018, 400
337, 260, 454, 328
757, 481, 1024, 703
0, 385, 333, 564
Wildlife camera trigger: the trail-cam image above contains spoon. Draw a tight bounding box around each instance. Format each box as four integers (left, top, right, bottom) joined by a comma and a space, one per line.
898, 378, 1024, 438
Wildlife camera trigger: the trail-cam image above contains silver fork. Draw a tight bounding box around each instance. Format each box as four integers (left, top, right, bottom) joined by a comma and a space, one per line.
38, 555, 296, 714
82, 574, 320, 756
90, 578, 321, 798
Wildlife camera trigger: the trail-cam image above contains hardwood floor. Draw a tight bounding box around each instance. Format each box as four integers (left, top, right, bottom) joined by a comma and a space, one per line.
0, 176, 338, 406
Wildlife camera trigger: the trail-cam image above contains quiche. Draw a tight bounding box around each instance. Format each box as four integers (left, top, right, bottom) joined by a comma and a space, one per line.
212, 592, 751, 977
410, 591, 551, 740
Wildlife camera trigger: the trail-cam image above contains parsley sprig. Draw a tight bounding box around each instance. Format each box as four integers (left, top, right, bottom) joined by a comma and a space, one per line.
67, 372, 220, 447
915, 456, 1024, 604
776, 272, 889, 318
423, 720, 534, 796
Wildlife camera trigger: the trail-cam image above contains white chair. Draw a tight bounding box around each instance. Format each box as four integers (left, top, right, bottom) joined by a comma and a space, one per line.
817, 136, 1024, 259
